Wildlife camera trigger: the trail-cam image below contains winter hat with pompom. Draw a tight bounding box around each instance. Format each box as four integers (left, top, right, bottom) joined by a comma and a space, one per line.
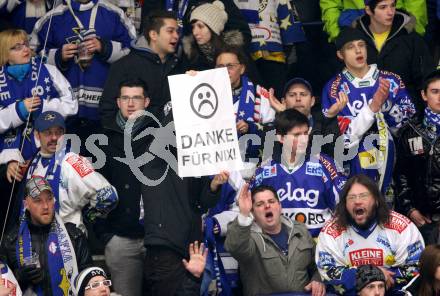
190, 1, 228, 35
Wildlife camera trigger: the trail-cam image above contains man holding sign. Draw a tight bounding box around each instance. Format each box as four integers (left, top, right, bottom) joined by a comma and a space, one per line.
141, 112, 229, 296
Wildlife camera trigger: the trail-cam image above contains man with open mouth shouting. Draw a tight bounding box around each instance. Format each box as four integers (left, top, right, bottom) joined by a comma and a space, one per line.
316, 174, 424, 295
225, 183, 325, 296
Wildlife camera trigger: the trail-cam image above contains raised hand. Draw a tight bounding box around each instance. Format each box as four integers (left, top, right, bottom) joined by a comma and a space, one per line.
237, 183, 252, 217
267, 88, 286, 113
182, 241, 208, 278
210, 171, 229, 192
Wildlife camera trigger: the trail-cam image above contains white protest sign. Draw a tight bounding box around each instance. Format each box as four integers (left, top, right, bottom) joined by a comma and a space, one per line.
168, 68, 243, 177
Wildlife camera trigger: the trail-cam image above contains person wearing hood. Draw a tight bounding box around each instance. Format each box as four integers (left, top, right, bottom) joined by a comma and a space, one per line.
29, 0, 136, 148
320, 0, 427, 42
99, 9, 182, 128
353, 0, 435, 113
224, 183, 325, 296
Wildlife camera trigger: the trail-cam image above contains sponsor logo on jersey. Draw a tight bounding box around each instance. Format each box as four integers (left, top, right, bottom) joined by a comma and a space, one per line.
323, 220, 345, 238
406, 241, 423, 264
282, 208, 328, 227
262, 165, 277, 178
305, 162, 323, 176
384, 212, 410, 234
349, 248, 384, 266
343, 70, 355, 82
318, 251, 335, 269
66, 154, 94, 177
408, 137, 424, 155
376, 235, 391, 249
319, 155, 338, 180
373, 68, 380, 80
278, 183, 320, 207
359, 80, 370, 87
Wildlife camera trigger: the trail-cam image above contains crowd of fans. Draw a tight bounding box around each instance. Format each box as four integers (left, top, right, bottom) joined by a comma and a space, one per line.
0, 0, 439, 295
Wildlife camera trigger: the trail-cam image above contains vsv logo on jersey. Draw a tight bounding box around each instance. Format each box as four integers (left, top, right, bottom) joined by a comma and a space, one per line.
305, 162, 322, 176
349, 248, 384, 266
277, 182, 319, 207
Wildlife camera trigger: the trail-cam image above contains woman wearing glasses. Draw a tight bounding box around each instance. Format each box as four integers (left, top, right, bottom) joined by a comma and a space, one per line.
72, 267, 112, 296
214, 46, 271, 161
0, 29, 77, 183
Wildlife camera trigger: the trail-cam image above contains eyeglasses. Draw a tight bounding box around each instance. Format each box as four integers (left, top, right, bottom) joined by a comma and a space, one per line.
346, 192, 371, 202
10, 41, 30, 51
216, 63, 240, 70
85, 279, 112, 290
119, 95, 145, 101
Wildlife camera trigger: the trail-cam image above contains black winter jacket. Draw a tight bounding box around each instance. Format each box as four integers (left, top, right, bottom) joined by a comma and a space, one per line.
141, 128, 221, 257
1, 220, 92, 295
95, 116, 157, 245
354, 12, 435, 113
99, 36, 182, 127
141, 0, 252, 46
394, 115, 440, 216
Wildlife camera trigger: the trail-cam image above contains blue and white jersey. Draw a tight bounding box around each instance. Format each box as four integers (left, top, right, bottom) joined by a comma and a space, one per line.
0, 57, 77, 163
316, 212, 424, 295
30, 0, 136, 121
321, 64, 415, 194
250, 155, 346, 237
2, 0, 54, 33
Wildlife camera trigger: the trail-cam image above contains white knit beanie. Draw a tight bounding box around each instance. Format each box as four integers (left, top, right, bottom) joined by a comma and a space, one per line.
190, 1, 228, 35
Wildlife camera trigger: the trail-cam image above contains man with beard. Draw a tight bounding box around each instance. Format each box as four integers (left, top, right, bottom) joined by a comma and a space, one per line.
8, 111, 118, 233
225, 183, 324, 296
2, 176, 92, 295
316, 174, 424, 295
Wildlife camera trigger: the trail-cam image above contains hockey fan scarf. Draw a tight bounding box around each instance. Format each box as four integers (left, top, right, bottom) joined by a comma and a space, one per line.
423, 107, 440, 140
16, 213, 78, 296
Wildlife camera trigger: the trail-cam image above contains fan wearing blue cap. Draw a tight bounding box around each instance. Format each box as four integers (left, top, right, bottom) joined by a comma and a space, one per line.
267, 77, 340, 158
18, 110, 118, 234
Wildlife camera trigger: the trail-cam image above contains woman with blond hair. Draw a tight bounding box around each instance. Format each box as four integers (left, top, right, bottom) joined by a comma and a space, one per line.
0, 29, 77, 183
403, 244, 440, 295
